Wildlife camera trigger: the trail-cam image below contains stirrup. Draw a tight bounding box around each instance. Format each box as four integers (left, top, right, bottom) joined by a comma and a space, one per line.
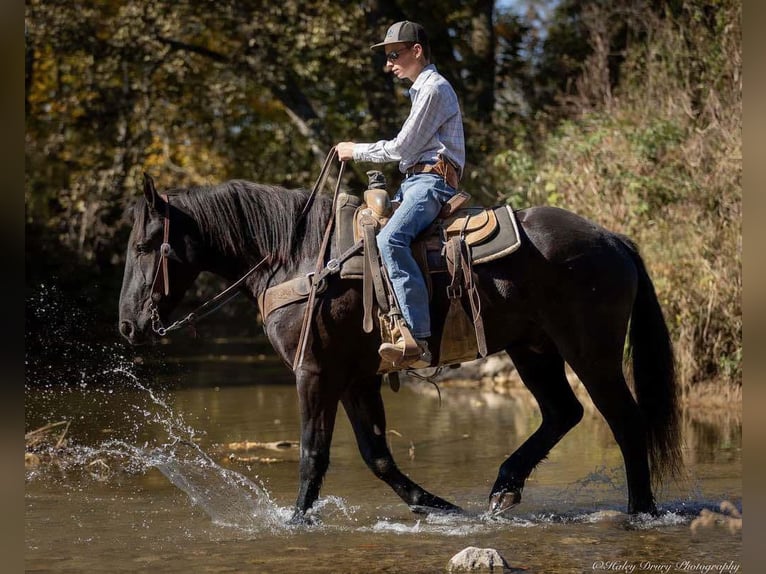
379, 337, 431, 369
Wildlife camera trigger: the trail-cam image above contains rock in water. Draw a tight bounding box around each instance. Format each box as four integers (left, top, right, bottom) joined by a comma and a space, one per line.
447, 546, 511, 572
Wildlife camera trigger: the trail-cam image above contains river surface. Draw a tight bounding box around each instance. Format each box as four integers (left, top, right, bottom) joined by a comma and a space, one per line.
25, 356, 742, 573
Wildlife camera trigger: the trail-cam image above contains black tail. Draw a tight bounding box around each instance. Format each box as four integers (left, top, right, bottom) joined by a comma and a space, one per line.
621, 237, 683, 482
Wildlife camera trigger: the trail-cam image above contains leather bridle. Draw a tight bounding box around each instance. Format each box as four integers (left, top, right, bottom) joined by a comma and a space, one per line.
147, 193, 177, 336
149, 193, 171, 300
146, 192, 271, 337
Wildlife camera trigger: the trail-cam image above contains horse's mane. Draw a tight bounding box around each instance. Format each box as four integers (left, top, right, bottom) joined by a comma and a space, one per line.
169, 180, 331, 267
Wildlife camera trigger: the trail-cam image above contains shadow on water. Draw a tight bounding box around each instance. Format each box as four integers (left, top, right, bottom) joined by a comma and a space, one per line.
25, 289, 742, 573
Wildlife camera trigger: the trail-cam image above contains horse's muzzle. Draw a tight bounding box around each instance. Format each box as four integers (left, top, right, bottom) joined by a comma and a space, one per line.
119, 320, 150, 345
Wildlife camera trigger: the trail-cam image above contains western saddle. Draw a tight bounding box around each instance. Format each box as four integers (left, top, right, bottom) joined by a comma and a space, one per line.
258, 171, 521, 379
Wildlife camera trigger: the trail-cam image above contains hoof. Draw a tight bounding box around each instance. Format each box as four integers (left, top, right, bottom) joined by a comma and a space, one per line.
488, 489, 521, 516
287, 510, 316, 526
628, 502, 658, 517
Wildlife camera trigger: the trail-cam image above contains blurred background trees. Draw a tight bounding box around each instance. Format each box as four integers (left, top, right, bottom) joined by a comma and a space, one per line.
25, 0, 741, 390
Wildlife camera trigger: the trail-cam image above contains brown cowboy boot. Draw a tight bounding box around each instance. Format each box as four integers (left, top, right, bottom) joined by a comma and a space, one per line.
379, 337, 432, 369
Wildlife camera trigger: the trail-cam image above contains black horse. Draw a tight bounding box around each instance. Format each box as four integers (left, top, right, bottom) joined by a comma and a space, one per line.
119, 174, 682, 520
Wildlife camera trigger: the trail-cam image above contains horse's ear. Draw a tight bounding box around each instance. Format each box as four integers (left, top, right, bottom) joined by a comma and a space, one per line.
143, 172, 166, 212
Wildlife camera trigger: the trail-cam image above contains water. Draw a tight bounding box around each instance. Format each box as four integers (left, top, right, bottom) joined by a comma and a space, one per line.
25, 354, 742, 573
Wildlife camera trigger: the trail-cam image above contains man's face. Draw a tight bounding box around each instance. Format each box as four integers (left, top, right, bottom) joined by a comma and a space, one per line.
384, 42, 422, 82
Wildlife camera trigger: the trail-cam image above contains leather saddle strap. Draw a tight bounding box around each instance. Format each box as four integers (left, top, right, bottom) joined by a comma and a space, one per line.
444, 239, 465, 350
362, 221, 390, 320
258, 239, 363, 323
369, 236, 389, 315
445, 236, 488, 358
258, 275, 313, 322
446, 236, 463, 299
459, 238, 488, 357
362, 223, 375, 333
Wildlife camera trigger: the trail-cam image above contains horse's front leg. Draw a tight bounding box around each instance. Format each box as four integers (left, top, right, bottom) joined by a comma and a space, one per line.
291, 369, 340, 522
341, 375, 462, 515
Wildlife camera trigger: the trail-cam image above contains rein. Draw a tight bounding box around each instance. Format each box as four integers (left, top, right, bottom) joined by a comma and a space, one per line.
292, 157, 346, 370
149, 147, 342, 337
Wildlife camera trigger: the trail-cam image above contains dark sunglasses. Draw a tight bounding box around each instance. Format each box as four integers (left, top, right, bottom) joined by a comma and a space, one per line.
386, 46, 411, 62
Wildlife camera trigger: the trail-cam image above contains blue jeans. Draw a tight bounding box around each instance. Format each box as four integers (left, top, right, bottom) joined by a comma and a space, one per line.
376, 173, 455, 339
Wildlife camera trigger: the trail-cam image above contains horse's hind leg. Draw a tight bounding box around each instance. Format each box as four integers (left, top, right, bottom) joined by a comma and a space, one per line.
566, 356, 657, 515
489, 343, 584, 514
341, 376, 462, 514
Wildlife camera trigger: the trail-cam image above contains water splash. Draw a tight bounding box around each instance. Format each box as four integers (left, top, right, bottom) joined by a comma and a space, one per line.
99, 369, 297, 530
148, 440, 290, 531
367, 508, 539, 537
26, 285, 291, 533
26, 380, 295, 533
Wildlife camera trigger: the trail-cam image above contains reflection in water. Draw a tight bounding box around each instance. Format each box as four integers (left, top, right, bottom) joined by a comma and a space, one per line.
25, 359, 742, 573
683, 412, 741, 465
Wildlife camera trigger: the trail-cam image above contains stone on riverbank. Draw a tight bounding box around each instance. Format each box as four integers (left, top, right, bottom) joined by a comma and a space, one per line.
447, 546, 511, 572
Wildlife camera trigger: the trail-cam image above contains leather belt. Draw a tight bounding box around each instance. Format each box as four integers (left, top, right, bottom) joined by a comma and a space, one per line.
406, 156, 461, 190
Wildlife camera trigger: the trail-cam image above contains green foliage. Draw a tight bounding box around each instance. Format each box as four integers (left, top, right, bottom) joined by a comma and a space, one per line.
487, 0, 741, 387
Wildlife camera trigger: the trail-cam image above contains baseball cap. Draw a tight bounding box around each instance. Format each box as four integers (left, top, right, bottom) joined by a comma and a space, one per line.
370, 21, 428, 50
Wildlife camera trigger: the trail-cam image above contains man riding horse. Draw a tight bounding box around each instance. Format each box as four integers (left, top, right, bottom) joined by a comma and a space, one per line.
337, 20, 464, 369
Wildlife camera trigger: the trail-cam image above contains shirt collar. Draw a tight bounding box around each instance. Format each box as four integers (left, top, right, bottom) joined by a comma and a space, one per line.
409, 64, 437, 97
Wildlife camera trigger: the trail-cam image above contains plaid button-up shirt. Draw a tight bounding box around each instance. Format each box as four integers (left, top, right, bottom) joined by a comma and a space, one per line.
353, 64, 465, 175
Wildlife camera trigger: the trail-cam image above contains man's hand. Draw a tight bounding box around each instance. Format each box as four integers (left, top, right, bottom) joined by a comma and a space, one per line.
336, 142, 355, 162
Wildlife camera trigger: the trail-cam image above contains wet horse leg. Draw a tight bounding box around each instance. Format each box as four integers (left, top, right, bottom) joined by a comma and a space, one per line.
489, 343, 584, 514
291, 370, 340, 522
566, 357, 657, 514
341, 376, 462, 514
